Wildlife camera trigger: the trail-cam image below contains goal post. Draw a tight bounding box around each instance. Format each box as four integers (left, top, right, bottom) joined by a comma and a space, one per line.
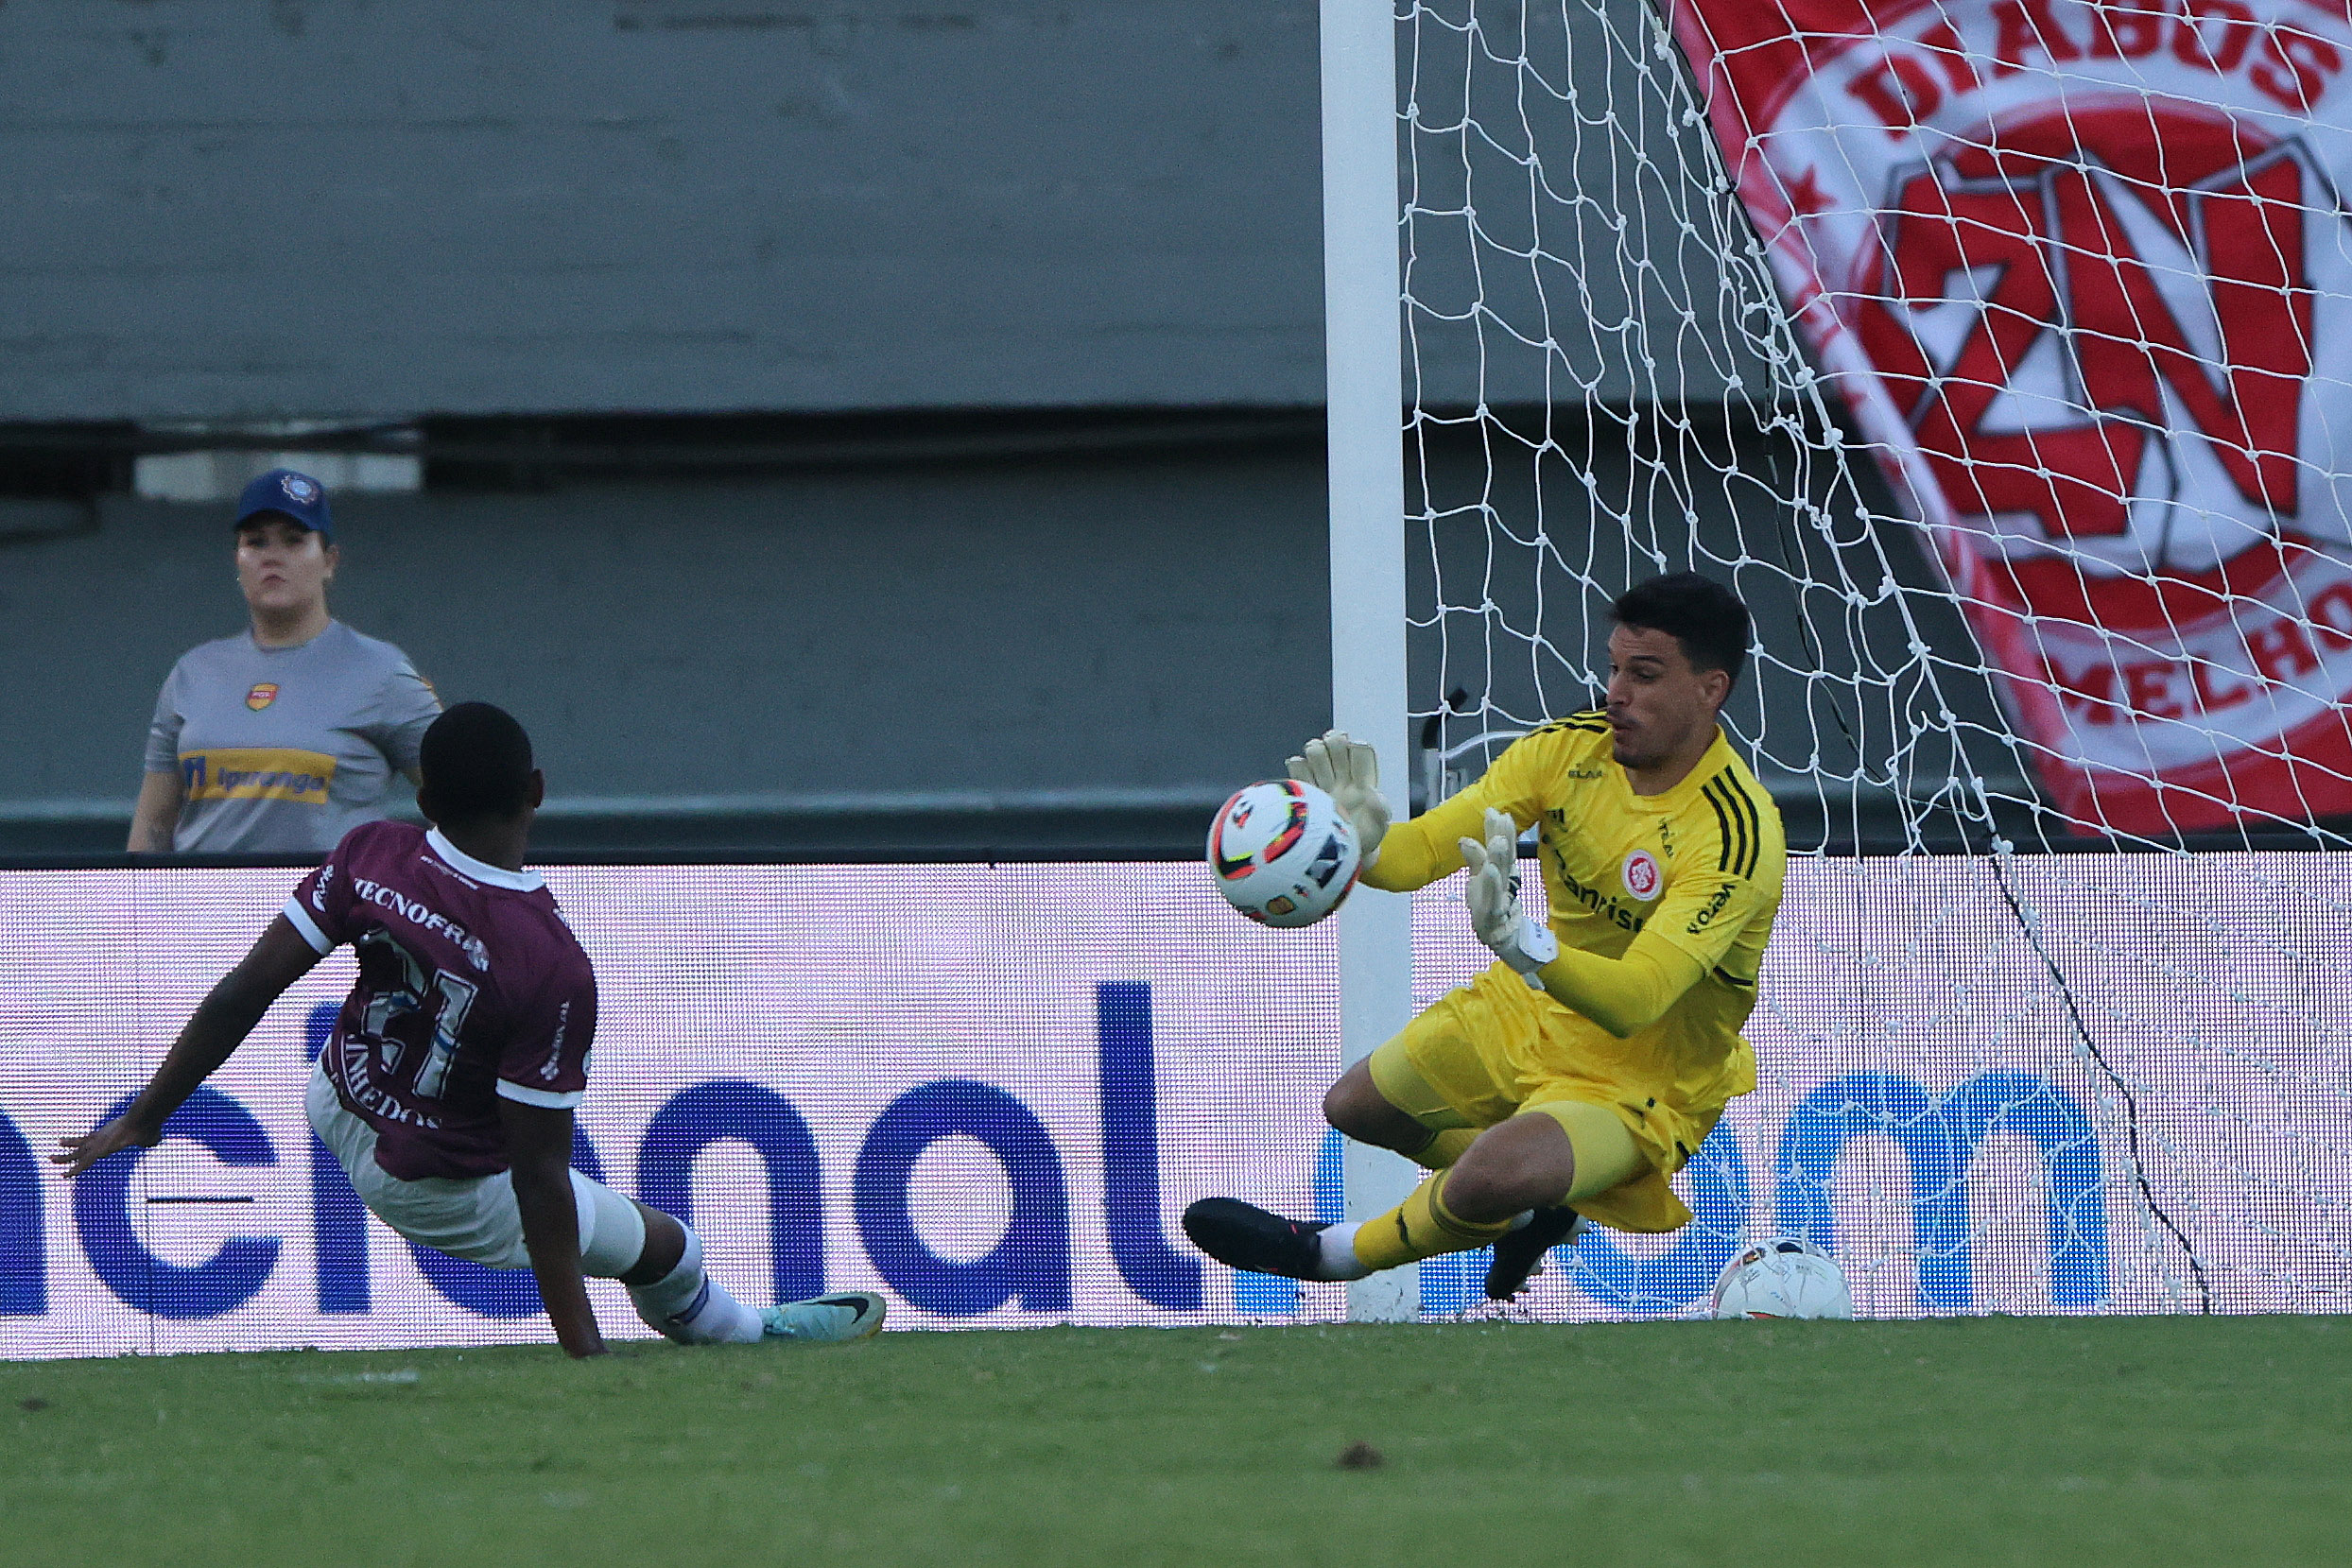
1321, 0, 1420, 1322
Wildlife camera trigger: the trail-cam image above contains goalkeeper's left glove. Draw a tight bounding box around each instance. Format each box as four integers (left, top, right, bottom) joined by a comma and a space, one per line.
1459, 807, 1558, 987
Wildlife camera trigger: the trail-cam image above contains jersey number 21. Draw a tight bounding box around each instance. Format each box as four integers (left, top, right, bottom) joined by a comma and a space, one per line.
353, 928, 479, 1100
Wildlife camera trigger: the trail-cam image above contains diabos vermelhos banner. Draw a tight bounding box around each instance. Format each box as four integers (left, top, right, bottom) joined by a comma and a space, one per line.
1669, 0, 2352, 835
0, 855, 2343, 1357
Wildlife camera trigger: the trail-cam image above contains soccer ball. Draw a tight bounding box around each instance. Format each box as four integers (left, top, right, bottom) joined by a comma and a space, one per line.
1710, 1237, 1855, 1319
1207, 780, 1362, 928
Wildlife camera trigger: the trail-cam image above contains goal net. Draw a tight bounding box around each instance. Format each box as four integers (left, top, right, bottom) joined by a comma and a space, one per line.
1386, 0, 2352, 1317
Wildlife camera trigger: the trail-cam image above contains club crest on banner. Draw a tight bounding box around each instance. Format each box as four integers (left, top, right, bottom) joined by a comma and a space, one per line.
1671, 0, 2352, 834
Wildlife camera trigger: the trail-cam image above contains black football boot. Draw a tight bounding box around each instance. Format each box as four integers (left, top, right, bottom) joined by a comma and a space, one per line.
1483, 1205, 1588, 1301
1182, 1198, 1333, 1280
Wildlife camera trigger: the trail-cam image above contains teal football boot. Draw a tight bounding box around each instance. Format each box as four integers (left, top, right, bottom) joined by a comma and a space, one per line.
760, 1292, 888, 1343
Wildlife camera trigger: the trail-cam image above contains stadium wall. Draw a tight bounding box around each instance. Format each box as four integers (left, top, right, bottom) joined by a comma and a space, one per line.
0, 447, 1328, 853
0, 0, 1322, 419
0, 1, 2002, 855
0, 410, 2021, 856
0, 853, 2334, 1358
0, 0, 1749, 421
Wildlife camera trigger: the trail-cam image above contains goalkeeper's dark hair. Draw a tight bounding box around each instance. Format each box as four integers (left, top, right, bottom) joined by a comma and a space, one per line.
417, 702, 536, 828
1612, 572, 1752, 693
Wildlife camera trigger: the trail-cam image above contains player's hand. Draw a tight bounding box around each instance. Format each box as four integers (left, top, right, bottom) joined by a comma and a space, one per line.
1458, 807, 1558, 983
52, 1111, 164, 1180
1287, 730, 1393, 868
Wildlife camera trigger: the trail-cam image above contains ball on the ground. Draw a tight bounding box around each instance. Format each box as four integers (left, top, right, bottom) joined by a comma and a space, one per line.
1207, 780, 1362, 928
1711, 1237, 1855, 1319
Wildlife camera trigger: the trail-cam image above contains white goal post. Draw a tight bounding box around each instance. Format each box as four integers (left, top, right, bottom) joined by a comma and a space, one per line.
1322, 0, 1422, 1323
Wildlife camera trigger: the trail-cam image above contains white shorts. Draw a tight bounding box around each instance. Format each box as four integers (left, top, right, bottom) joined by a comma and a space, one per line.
305, 1065, 646, 1277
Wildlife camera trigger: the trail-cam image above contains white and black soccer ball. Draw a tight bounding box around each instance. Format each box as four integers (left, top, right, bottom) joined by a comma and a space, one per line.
1710, 1236, 1855, 1320
1207, 780, 1362, 929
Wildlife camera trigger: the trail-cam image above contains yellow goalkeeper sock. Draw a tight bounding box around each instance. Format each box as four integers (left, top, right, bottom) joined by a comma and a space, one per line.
1411, 1129, 1479, 1170
1352, 1170, 1516, 1272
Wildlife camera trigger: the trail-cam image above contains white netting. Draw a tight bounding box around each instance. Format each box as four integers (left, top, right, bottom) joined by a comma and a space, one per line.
1389, 0, 2352, 1315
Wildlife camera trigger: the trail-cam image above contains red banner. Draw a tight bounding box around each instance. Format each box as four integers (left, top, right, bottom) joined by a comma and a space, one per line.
1669, 0, 2352, 834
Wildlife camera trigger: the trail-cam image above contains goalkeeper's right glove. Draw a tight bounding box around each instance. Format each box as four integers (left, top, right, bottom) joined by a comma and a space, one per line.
1287, 729, 1393, 869
1459, 806, 1559, 988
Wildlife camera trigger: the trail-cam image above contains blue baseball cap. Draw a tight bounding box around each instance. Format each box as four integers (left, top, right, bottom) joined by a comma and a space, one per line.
234, 468, 333, 542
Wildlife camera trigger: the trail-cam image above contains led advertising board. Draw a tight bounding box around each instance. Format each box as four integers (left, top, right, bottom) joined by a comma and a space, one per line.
0, 855, 2342, 1358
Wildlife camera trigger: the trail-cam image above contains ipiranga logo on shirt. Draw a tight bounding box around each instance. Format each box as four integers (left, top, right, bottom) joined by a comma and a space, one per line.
181, 748, 336, 804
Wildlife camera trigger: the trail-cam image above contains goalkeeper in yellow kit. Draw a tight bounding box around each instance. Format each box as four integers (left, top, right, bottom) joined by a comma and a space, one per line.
1184, 573, 1785, 1301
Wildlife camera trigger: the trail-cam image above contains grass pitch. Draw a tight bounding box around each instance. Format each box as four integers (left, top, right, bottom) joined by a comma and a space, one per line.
4, 1316, 2345, 1567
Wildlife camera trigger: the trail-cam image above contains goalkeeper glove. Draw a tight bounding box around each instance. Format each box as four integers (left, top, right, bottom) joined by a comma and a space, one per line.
1459, 806, 1558, 986
1287, 729, 1393, 869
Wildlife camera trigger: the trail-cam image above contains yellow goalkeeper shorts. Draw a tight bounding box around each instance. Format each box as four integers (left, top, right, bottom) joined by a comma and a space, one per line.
1367, 963, 1729, 1233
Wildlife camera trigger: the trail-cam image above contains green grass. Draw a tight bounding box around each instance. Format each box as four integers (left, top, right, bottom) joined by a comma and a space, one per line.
4, 1317, 2347, 1566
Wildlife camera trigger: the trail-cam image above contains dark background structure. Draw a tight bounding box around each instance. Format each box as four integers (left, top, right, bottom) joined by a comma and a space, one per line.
0, 1, 2024, 856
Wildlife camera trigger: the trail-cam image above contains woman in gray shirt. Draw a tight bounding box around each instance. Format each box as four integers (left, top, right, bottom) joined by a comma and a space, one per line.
129, 468, 442, 854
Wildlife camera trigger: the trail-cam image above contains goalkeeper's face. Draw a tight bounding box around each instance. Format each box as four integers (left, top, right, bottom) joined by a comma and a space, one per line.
1604, 624, 1731, 771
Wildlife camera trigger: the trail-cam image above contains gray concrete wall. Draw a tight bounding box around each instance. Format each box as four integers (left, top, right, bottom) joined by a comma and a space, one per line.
0, 0, 1327, 419
0, 0, 1753, 420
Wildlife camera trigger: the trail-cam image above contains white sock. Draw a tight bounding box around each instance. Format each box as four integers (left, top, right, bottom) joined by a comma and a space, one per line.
1307, 1213, 1530, 1283
627, 1230, 764, 1345
1314, 1222, 1375, 1282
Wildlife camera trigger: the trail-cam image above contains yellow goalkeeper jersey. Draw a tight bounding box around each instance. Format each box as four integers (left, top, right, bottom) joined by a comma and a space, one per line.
1366, 711, 1785, 1113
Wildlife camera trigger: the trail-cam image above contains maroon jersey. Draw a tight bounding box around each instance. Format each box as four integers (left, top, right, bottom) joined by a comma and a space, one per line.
285, 819, 597, 1180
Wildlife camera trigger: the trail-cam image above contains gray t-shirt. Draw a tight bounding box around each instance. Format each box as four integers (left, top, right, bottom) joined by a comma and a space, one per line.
144, 622, 442, 853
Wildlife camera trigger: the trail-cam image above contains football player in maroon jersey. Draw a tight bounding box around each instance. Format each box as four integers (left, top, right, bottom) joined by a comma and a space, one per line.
61, 702, 883, 1358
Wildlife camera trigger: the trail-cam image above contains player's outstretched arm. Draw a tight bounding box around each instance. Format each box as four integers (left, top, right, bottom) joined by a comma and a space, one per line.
1365, 786, 1513, 892
1459, 807, 1705, 1036
1291, 729, 1532, 892
500, 1097, 607, 1359
53, 915, 322, 1179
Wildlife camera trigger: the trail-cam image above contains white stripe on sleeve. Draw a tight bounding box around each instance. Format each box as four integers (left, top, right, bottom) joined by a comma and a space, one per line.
495, 1079, 584, 1110
282, 897, 334, 955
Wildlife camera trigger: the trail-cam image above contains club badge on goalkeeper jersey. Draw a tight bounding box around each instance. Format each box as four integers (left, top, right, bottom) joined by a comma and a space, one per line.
1477, 710, 1784, 997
